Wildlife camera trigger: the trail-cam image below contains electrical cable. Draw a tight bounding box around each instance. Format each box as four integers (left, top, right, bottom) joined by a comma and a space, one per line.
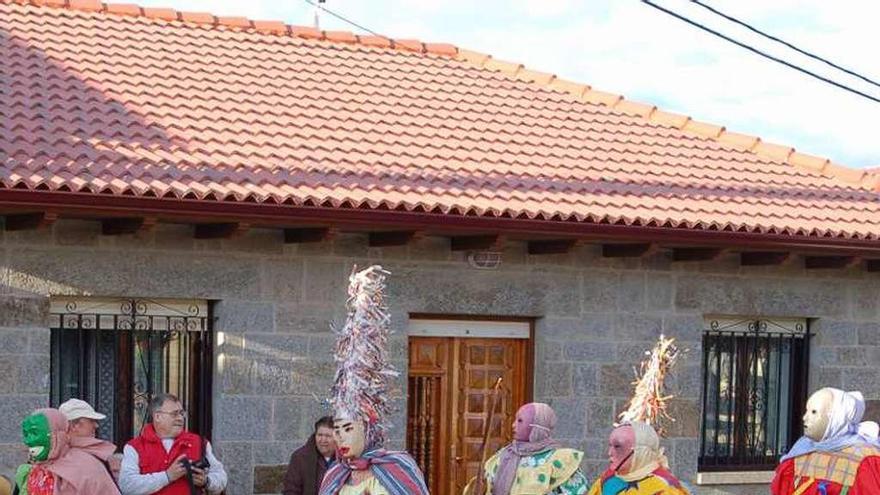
690, 0, 880, 90
640, 0, 880, 104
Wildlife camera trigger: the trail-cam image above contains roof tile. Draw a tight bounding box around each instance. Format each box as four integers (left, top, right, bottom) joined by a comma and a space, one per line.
516, 69, 555, 85
614, 100, 656, 118
141, 7, 176, 20
753, 141, 794, 162
251, 20, 286, 34
290, 25, 322, 39
483, 58, 523, 75
717, 131, 759, 150
104, 3, 142, 16
359, 35, 392, 48
394, 39, 424, 52
216, 16, 251, 28
324, 30, 358, 44
69, 0, 101, 11
582, 90, 623, 107
456, 49, 490, 66
178, 11, 214, 24
423, 43, 457, 56
651, 110, 690, 129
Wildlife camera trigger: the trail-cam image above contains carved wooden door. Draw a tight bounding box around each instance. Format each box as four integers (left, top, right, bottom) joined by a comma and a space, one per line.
407, 336, 530, 495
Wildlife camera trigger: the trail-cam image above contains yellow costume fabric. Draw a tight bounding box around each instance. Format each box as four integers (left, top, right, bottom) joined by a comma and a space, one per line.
586, 472, 689, 495
481, 448, 587, 495
338, 474, 390, 495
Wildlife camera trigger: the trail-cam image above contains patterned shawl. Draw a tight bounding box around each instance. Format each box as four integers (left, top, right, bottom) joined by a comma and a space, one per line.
318, 448, 428, 495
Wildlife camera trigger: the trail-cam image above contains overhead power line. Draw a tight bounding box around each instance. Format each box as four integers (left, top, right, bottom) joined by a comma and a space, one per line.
640, 0, 880, 104
302, 0, 381, 36
690, 0, 880, 90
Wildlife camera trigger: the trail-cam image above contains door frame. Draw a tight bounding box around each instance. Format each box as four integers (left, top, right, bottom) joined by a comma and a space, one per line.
406, 314, 535, 495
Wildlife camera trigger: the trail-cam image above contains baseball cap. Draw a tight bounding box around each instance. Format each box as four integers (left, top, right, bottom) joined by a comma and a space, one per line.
59, 398, 107, 421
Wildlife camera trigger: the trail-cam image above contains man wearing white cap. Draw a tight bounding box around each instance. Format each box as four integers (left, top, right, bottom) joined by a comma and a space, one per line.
59, 398, 122, 479
60, 398, 107, 438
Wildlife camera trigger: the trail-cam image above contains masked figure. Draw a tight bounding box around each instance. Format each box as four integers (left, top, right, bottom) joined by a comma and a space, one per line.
317, 266, 429, 495
771, 388, 880, 495
475, 402, 588, 495
588, 421, 688, 495
15, 408, 120, 495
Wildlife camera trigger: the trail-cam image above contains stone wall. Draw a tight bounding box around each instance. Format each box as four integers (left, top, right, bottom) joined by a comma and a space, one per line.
0, 219, 878, 495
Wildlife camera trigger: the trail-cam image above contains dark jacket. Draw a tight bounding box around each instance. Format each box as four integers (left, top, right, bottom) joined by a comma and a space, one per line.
283, 435, 330, 495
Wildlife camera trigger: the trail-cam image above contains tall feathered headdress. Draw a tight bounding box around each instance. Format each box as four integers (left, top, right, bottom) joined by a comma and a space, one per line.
328, 265, 398, 446
616, 334, 682, 435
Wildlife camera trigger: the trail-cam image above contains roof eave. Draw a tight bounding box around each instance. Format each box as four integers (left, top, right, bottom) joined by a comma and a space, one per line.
1, 189, 878, 256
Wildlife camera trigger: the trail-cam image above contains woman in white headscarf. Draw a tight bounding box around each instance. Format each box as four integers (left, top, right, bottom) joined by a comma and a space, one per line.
587, 421, 689, 495
772, 388, 880, 495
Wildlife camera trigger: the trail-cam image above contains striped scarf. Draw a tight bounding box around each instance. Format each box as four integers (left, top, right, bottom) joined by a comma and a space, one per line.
318, 448, 428, 495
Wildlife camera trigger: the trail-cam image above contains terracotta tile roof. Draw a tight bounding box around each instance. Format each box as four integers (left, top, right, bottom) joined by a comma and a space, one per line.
2, 0, 879, 240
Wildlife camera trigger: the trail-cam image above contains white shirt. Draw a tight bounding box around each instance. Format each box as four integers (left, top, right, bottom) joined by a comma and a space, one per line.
118, 438, 227, 495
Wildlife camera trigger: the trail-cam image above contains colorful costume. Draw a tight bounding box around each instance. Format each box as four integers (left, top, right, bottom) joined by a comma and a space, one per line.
587, 422, 688, 495
771, 388, 880, 495
15, 408, 120, 495
317, 266, 429, 495
588, 336, 690, 495
476, 403, 588, 495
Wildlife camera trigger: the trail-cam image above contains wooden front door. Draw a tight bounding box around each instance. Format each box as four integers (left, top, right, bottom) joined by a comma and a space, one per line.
407, 334, 530, 495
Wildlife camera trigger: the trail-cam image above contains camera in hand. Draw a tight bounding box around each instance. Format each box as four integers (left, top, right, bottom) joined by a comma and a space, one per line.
179, 457, 210, 470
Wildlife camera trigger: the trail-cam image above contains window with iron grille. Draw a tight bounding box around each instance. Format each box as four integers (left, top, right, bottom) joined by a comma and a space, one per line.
49, 297, 214, 447
699, 317, 809, 472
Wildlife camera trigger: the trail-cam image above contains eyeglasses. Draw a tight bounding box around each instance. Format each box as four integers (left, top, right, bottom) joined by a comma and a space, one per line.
156, 409, 187, 418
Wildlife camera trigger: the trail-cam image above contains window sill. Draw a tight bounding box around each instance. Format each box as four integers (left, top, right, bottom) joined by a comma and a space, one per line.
696, 471, 775, 485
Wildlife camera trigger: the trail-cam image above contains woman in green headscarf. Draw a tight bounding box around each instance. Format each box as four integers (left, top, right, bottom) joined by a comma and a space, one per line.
15, 408, 119, 495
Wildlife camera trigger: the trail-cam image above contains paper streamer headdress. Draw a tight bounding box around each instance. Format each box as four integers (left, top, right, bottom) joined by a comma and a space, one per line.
616, 334, 682, 435
328, 265, 398, 446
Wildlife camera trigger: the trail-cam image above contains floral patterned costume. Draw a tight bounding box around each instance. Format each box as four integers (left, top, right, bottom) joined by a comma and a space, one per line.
483, 448, 590, 495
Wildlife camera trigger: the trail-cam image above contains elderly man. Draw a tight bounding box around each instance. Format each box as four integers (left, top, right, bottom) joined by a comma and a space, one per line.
59, 398, 121, 478
771, 388, 880, 495
283, 416, 336, 495
119, 394, 227, 495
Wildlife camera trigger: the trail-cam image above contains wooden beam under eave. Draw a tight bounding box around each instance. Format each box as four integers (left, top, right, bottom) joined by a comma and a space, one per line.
101, 217, 156, 236
805, 255, 857, 269
4, 212, 58, 231
194, 222, 249, 239
528, 239, 578, 255
602, 243, 652, 258
866, 260, 880, 272
740, 252, 790, 266
672, 247, 724, 262
368, 231, 420, 247
450, 234, 503, 251
283, 227, 336, 243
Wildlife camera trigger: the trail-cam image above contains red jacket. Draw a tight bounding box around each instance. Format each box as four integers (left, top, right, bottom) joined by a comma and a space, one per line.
127, 424, 204, 495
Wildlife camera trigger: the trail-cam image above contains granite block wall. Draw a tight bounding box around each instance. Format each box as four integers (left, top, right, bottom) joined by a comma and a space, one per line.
0, 219, 877, 495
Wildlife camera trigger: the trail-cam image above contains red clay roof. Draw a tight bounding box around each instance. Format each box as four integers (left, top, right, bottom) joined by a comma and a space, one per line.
2, 0, 879, 240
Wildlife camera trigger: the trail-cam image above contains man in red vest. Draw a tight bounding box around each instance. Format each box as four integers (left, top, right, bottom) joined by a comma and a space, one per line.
118, 393, 227, 494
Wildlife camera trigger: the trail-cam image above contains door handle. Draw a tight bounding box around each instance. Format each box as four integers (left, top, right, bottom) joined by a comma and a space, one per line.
455, 456, 464, 462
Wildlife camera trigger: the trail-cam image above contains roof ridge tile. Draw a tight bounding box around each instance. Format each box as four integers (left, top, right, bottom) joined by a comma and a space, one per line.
3, 0, 459, 57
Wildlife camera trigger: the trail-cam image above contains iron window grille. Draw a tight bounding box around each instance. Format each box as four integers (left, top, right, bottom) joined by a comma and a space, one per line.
699, 317, 809, 472
49, 297, 214, 447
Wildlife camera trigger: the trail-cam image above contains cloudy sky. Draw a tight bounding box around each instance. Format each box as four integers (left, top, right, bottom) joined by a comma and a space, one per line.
137, 0, 880, 168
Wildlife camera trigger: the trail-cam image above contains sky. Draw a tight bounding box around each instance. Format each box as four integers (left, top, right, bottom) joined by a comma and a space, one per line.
135, 0, 880, 168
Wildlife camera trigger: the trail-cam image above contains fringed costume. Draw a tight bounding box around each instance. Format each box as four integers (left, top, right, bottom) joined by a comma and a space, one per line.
317, 266, 429, 495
